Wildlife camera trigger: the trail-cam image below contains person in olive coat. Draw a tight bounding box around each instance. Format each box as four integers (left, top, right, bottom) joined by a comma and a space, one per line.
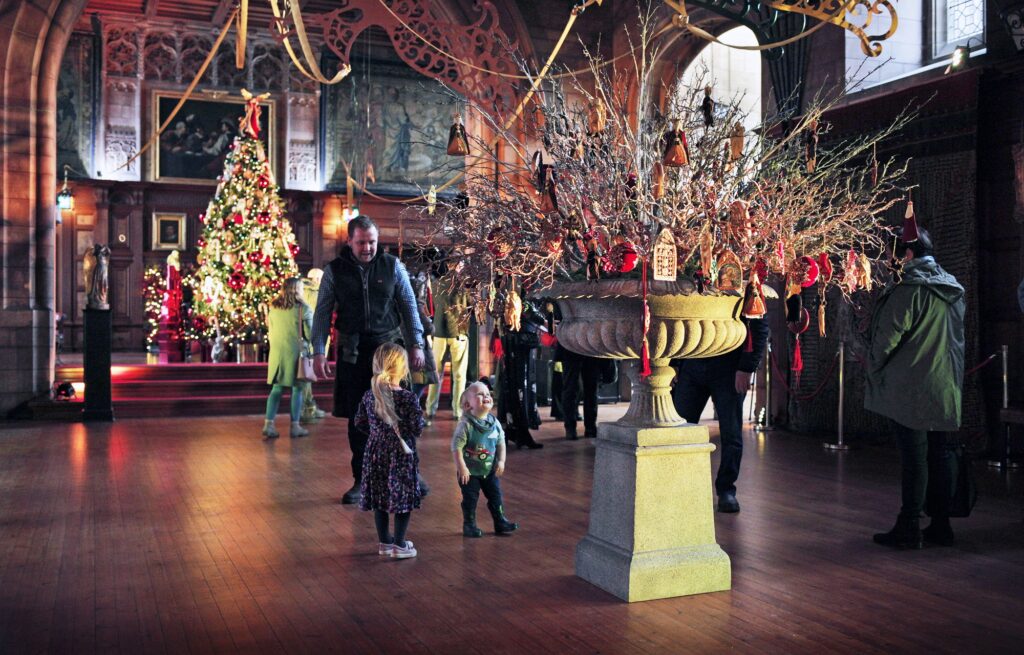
264, 277, 314, 439
866, 227, 965, 549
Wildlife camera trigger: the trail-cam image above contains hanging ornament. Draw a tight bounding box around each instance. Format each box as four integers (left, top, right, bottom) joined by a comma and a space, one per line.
805, 118, 819, 173
789, 307, 811, 388
289, 243, 300, 257
366, 160, 376, 184
699, 228, 714, 279
662, 119, 690, 168
538, 165, 558, 214
742, 270, 768, 319
228, 271, 247, 291
770, 239, 786, 272
798, 255, 820, 288
446, 113, 470, 156
651, 161, 666, 200
603, 237, 638, 273
701, 86, 715, 127
902, 197, 919, 243
199, 212, 206, 224
816, 252, 833, 338
504, 287, 523, 332
222, 252, 237, 267
716, 249, 743, 292
588, 97, 607, 135
247, 251, 261, 263
785, 283, 803, 323
427, 185, 437, 216
729, 122, 745, 161
870, 142, 879, 187
486, 228, 514, 259
652, 227, 677, 281
728, 199, 752, 249
842, 249, 860, 294
258, 175, 270, 190
256, 211, 270, 225
232, 212, 244, 225
858, 254, 873, 291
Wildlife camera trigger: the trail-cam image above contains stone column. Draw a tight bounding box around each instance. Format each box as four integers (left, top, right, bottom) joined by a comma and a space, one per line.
575, 418, 731, 602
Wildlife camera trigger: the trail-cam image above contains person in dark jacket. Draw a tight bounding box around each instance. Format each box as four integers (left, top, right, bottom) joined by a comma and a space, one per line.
496, 297, 546, 449
671, 315, 769, 513
312, 216, 425, 505
866, 227, 965, 549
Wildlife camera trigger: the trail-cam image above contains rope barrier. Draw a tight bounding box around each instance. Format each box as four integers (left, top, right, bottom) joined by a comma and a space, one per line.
771, 348, 840, 403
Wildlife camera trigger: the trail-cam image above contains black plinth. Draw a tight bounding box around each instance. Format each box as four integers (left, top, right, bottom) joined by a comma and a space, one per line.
83, 308, 114, 421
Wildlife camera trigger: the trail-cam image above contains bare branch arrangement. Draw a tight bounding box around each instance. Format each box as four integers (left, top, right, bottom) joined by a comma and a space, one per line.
410, 4, 914, 324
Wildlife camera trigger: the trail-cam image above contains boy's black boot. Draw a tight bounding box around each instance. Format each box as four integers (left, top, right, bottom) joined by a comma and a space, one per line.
489, 505, 518, 535
462, 507, 483, 538
923, 516, 955, 547
873, 515, 923, 550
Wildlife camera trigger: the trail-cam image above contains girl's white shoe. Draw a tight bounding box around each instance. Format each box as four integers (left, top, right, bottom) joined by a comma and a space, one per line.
262, 420, 280, 439
390, 540, 417, 559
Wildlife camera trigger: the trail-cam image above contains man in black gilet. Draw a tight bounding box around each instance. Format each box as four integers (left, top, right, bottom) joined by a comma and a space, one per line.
311, 216, 425, 504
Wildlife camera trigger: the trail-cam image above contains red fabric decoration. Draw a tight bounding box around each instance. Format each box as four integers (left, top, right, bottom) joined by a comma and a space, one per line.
791, 336, 804, 387
233, 212, 244, 225
425, 283, 434, 318
799, 255, 820, 287
540, 332, 557, 348
640, 260, 652, 378
817, 252, 833, 282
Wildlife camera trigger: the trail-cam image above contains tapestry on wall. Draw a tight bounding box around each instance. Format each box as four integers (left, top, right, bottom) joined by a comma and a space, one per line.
57, 32, 95, 176
324, 59, 461, 196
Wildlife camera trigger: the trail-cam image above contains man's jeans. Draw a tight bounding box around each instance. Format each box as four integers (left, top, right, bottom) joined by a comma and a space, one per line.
894, 423, 953, 520
672, 358, 745, 497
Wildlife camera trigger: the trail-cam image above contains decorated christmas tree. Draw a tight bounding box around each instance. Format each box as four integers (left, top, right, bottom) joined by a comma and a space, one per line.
192, 90, 299, 343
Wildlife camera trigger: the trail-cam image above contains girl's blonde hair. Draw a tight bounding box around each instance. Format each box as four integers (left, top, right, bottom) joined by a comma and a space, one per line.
271, 277, 305, 310
371, 343, 408, 432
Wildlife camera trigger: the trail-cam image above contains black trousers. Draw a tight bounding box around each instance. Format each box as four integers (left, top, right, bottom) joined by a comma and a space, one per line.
498, 340, 540, 440
894, 423, 953, 520
333, 342, 377, 481
459, 470, 505, 519
561, 350, 601, 433
672, 358, 745, 496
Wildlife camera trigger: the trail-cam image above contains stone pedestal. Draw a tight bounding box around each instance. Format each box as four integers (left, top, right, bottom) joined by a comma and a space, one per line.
575, 422, 730, 602
82, 308, 114, 421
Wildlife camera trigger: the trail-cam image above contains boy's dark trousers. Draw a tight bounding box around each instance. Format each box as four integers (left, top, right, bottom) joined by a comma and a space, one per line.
460, 470, 506, 526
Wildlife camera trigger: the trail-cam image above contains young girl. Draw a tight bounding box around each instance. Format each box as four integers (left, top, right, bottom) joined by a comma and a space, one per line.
263, 277, 313, 439
355, 343, 424, 559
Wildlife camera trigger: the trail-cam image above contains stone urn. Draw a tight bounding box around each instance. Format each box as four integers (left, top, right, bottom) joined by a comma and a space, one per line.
547, 279, 746, 602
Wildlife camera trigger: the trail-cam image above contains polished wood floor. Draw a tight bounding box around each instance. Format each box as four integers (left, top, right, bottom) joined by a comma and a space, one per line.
2, 405, 1023, 654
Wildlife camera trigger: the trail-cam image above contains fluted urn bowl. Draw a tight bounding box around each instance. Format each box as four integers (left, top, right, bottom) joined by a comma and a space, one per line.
548, 279, 745, 427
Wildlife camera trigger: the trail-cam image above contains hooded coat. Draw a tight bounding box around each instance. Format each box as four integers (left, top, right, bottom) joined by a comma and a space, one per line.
865, 256, 965, 431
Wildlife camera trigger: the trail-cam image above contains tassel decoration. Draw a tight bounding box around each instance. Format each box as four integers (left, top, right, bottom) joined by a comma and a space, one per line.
729, 122, 745, 161
902, 198, 919, 243
640, 260, 652, 378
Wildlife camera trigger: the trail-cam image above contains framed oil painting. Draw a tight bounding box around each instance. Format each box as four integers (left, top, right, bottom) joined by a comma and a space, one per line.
151, 90, 275, 183
324, 59, 461, 197
151, 212, 186, 251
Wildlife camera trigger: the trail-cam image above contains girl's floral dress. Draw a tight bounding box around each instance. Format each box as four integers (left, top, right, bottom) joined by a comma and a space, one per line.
355, 388, 424, 513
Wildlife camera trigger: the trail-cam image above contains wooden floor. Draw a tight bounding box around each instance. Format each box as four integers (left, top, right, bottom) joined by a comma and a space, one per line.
1, 407, 1023, 654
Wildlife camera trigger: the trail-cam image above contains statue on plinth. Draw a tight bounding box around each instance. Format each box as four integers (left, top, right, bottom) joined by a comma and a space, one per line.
83, 244, 110, 311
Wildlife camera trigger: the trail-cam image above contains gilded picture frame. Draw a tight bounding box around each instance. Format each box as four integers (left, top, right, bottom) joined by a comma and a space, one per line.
151, 212, 187, 251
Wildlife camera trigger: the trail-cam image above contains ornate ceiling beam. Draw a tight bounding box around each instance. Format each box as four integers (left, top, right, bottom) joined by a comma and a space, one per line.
675, 0, 897, 58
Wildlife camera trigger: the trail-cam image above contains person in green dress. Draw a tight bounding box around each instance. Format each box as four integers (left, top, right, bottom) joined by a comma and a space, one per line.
263, 277, 314, 439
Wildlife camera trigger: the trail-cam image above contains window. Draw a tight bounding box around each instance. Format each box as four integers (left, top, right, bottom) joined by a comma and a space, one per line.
931, 0, 985, 59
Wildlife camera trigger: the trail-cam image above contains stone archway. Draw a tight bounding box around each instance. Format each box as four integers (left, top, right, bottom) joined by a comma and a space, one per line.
1, 0, 90, 414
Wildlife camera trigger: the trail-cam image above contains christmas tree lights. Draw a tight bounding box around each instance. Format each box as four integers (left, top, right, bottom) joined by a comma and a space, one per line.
192, 91, 299, 343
